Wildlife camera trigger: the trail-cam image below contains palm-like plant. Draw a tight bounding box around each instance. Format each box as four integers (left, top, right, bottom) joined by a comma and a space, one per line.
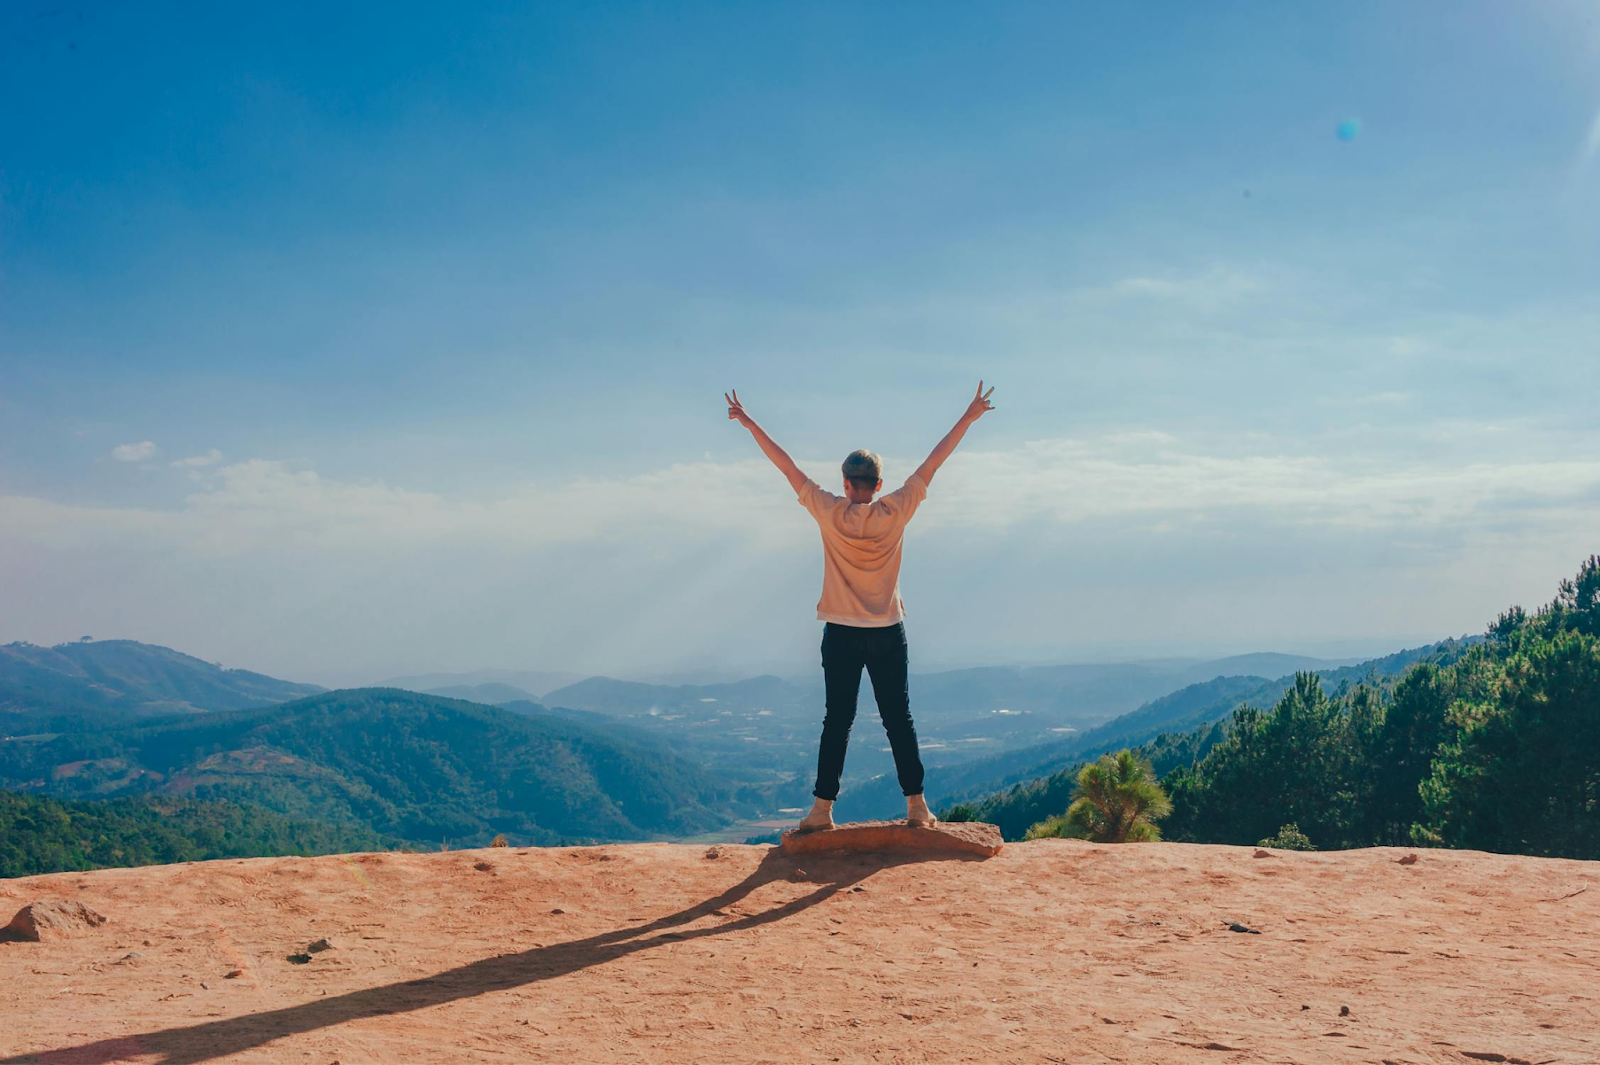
1025, 750, 1172, 843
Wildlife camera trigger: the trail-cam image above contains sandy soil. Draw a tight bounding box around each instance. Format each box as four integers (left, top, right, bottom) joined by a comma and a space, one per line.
1, 839, 1595, 1064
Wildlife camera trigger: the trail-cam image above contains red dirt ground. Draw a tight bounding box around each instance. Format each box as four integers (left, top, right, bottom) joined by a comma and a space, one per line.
1, 839, 1595, 1064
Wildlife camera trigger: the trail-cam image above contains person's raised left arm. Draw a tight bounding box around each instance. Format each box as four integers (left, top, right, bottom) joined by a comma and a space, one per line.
725, 389, 809, 495
913, 380, 995, 487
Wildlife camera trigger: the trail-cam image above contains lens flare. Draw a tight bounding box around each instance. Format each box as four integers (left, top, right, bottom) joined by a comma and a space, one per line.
1336, 118, 1362, 142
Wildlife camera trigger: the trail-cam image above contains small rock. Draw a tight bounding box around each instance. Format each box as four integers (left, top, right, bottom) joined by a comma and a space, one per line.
1253, 849, 1273, 858
850, 886, 865, 893
118, 952, 144, 963
1340, 1005, 1351, 1017
225, 969, 245, 979
306, 938, 335, 953
473, 861, 494, 873
1301, 1005, 1310, 1011
200, 982, 211, 990
1, 900, 108, 942
1397, 853, 1419, 865
287, 953, 312, 965
549, 908, 566, 915
704, 845, 725, 859
1228, 922, 1261, 934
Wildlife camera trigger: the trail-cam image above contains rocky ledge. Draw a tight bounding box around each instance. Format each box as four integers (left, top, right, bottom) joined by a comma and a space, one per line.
779, 819, 1003, 858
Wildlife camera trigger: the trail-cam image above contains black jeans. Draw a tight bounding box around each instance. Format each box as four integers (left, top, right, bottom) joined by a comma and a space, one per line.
812, 621, 926, 801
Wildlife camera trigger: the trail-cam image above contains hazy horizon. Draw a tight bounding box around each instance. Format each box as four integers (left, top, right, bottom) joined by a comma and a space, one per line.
4, 4, 1596, 686
3, 630, 1461, 691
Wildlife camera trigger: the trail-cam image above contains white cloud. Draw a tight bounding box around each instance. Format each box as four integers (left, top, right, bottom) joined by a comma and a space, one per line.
925, 435, 1600, 535
1095, 266, 1263, 311
1101, 430, 1179, 446
14, 433, 1600, 557
1330, 391, 1410, 407
110, 441, 157, 462
1387, 336, 1430, 358
165, 456, 809, 554
170, 449, 223, 468
6, 434, 1599, 681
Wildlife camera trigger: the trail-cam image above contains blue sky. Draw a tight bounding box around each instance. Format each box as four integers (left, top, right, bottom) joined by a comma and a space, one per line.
3, 2, 1598, 684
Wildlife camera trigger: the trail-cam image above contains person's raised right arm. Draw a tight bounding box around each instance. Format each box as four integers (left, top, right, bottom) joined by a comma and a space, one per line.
725, 389, 809, 495
913, 380, 995, 487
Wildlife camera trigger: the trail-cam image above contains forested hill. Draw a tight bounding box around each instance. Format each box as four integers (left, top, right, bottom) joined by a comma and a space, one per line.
0, 688, 757, 848
0, 789, 391, 878
953, 556, 1599, 860
1042, 638, 1475, 770
0, 639, 322, 721
931, 638, 1473, 838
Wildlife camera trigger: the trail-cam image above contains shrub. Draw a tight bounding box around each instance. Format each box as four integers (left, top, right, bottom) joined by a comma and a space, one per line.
1258, 823, 1316, 850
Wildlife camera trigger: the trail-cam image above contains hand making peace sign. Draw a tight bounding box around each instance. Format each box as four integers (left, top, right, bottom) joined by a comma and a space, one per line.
725, 389, 754, 429
963, 380, 996, 423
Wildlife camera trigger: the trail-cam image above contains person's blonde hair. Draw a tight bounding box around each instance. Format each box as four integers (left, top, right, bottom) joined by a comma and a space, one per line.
841, 449, 882, 490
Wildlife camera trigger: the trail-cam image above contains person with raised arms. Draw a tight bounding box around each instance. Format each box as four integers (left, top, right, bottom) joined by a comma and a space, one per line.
725, 382, 997, 833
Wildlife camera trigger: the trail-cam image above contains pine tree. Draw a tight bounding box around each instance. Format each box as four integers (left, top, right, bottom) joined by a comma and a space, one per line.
1025, 750, 1171, 843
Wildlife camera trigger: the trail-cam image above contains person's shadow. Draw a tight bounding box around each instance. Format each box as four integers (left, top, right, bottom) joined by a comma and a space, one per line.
5, 846, 980, 1065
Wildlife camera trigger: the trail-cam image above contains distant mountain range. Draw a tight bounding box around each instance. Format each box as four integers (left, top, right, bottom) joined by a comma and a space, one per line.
830, 638, 1477, 819
417, 681, 541, 704
1, 638, 1399, 824
1, 641, 1371, 738
0, 636, 1438, 851
0, 640, 323, 724
525, 652, 1373, 815
537, 653, 1361, 729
